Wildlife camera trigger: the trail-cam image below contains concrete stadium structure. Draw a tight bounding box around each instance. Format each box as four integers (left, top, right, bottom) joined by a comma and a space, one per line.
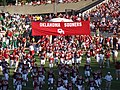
0, 0, 98, 14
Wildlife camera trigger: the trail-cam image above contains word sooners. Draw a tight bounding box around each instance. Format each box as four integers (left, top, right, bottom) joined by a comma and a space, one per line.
39, 22, 82, 27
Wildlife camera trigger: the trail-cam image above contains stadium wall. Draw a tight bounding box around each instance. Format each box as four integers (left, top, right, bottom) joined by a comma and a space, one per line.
0, 0, 100, 14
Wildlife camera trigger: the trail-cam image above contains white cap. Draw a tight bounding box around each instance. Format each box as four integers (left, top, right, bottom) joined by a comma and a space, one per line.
108, 72, 110, 74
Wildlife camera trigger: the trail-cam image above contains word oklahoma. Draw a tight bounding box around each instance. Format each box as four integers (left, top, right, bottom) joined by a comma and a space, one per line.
39, 22, 82, 27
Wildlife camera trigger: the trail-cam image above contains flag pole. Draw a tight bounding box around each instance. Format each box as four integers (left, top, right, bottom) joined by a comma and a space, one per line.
51, 0, 57, 44
16, 0, 18, 5
3, 0, 6, 6
53, 0, 57, 14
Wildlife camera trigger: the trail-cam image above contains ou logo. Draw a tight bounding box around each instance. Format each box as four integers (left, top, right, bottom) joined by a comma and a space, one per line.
57, 28, 65, 34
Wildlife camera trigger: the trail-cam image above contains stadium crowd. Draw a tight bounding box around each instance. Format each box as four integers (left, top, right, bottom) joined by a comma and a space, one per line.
0, 0, 120, 90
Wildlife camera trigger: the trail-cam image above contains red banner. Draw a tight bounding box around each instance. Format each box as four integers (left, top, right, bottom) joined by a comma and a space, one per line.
32, 21, 90, 36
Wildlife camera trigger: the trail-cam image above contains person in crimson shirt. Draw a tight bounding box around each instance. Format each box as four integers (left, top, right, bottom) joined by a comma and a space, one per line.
30, 58, 36, 67
115, 61, 120, 80
0, 50, 3, 71
26, 53, 33, 61
9, 52, 14, 67
3, 48, 10, 63
22, 37, 26, 47
14, 53, 19, 71
76, 52, 82, 65
7, 30, 13, 38
54, 50, 59, 65
0, 50, 3, 61
105, 49, 111, 68
13, 48, 18, 55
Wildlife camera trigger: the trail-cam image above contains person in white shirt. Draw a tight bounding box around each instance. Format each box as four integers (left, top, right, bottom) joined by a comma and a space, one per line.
114, 49, 118, 62
99, 52, 104, 68
104, 72, 113, 90
86, 56, 91, 64
112, 49, 118, 64
29, 44, 35, 56
96, 53, 100, 63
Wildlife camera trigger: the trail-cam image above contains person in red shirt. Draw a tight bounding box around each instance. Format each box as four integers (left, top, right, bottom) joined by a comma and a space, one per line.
13, 48, 17, 55
0, 49, 3, 62
105, 50, 111, 68
22, 38, 26, 48
54, 50, 59, 65
3, 48, 10, 63
115, 62, 120, 80
9, 52, 14, 67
